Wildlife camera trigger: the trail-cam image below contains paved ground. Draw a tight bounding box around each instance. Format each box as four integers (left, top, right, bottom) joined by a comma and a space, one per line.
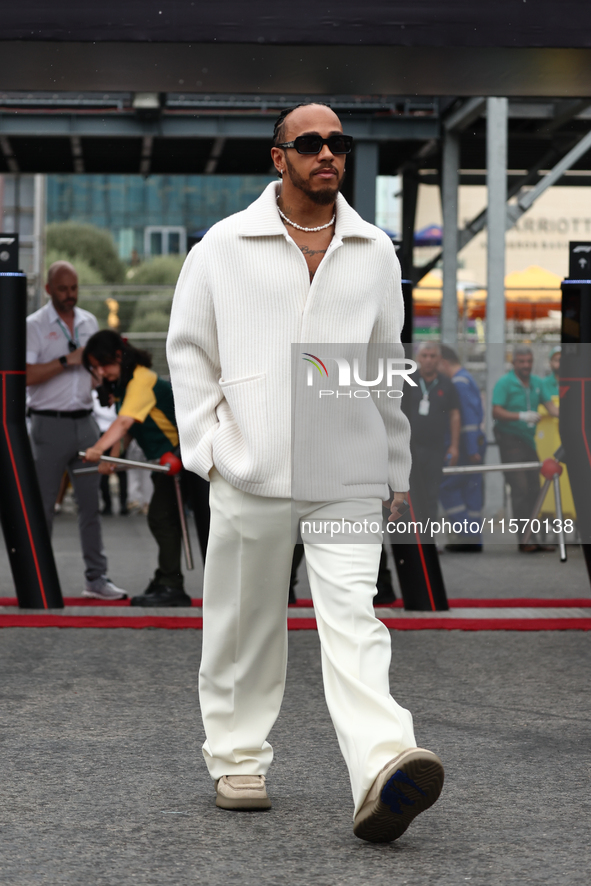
1, 629, 590, 885
1, 512, 591, 884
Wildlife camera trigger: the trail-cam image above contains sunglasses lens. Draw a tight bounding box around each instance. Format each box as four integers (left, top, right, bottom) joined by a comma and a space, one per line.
295, 136, 323, 154
294, 135, 353, 154
328, 136, 352, 154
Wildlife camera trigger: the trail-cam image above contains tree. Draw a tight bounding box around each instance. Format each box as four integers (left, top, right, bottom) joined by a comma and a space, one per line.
126, 255, 185, 285
46, 222, 126, 283
129, 309, 171, 333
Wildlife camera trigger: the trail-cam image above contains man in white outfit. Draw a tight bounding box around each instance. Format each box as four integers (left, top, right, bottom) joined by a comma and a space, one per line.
167, 103, 444, 843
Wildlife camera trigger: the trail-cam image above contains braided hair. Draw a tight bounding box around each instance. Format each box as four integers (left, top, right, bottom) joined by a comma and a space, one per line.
272, 101, 331, 146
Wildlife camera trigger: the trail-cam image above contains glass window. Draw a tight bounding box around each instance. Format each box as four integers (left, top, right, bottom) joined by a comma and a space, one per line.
150, 231, 162, 256
168, 231, 181, 254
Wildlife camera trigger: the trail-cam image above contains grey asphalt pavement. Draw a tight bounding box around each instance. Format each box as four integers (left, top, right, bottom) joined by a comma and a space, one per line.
1, 513, 591, 884
1, 629, 590, 885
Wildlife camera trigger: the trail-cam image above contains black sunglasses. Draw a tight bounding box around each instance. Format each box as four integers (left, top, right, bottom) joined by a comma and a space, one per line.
276, 134, 353, 155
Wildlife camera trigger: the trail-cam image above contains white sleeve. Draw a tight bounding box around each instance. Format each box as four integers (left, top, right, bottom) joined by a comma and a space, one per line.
26, 318, 42, 365
369, 249, 412, 493
167, 245, 223, 480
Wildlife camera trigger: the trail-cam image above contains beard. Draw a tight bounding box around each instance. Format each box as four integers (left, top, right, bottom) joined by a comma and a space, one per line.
284, 154, 344, 205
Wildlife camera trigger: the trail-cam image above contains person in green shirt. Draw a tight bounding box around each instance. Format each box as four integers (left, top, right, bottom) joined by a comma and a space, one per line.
81, 330, 209, 606
492, 345, 555, 552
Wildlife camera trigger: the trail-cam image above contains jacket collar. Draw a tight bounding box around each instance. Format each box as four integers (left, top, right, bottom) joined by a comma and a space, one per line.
47, 301, 84, 328
238, 181, 377, 241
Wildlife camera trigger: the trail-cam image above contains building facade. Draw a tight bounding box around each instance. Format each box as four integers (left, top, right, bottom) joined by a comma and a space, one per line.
46, 174, 275, 261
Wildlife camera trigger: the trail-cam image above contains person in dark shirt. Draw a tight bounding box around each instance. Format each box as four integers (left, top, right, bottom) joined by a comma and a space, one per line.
402, 343, 461, 527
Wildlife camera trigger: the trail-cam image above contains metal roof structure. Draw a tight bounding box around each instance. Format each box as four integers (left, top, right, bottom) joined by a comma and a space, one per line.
2, 92, 591, 190
2, 1, 591, 329
1, 3, 591, 179
3, 1, 590, 48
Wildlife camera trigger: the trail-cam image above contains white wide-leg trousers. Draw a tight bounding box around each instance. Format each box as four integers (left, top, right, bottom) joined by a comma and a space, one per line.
200, 470, 417, 814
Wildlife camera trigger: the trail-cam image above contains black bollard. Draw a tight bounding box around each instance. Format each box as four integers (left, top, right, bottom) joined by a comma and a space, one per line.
0, 234, 63, 608
561, 251, 591, 585
389, 496, 449, 611
401, 278, 414, 346
391, 545, 449, 611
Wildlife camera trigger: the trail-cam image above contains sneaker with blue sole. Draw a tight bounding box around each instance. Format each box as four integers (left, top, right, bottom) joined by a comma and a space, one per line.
353, 748, 444, 843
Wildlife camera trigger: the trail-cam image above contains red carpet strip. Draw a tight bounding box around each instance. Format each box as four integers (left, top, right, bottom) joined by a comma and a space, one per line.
0, 614, 590, 631
2, 596, 591, 630
1, 597, 591, 609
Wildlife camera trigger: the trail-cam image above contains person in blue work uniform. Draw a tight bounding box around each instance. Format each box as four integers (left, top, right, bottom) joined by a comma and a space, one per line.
438, 346, 486, 551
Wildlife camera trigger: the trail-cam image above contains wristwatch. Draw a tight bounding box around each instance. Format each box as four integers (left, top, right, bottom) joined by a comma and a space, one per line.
59, 355, 69, 368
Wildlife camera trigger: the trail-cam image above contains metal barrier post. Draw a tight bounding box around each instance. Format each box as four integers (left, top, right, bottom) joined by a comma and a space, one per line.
0, 234, 63, 608
561, 262, 591, 586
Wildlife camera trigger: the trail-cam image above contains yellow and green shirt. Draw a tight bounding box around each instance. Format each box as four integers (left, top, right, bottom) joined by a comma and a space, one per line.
115, 365, 179, 460
541, 372, 559, 402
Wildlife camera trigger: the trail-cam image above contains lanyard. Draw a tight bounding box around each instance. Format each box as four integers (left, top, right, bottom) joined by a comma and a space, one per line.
56, 317, 79, 349
419, 376, 438, 399
517, 377, 531, 411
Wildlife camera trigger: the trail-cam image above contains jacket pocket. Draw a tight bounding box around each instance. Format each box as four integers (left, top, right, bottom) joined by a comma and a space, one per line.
213, 373, 270, 485
341, 401, 389, 487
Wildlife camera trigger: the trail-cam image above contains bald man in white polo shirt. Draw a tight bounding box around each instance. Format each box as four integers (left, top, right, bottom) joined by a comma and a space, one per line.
26, 261, 126, 600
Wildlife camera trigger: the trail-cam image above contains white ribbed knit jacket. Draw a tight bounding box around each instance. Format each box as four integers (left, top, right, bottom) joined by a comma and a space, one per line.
167, 181, 411, 499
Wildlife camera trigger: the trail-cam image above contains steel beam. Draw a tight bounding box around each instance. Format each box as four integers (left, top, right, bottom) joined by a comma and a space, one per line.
400, 171, 419, 285
353, 141, 378, 223
32, 174, 46, 311
506, 126, 591, 229
414, 107, 591, 284
70, 136, 84, 173
534, 99, 591, 136
0, 136, 19, 172
486, 97, 508, 442
443, 97, 486, 133
4, 42, 591, 97
440, 98, 484, 338
0, 112, 439, 142
139, 135, 153, 175
204, 137, 226, 175
441, 128, 460, 344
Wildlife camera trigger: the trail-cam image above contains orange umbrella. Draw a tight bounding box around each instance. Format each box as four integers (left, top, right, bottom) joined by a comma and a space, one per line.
413, 266, 562, 320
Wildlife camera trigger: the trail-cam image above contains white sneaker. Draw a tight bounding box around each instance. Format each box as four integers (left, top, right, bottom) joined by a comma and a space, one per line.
83, 578, 128, 601
215, 775, 271, 810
